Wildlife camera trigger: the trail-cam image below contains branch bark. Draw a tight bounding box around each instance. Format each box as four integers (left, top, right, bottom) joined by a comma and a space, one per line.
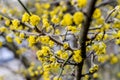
76, 0, 97, 80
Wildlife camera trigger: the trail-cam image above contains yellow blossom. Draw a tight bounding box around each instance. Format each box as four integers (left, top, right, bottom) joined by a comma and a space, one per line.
96, 17, 104, 25
6, 35, 13, 43
74, 50, 81, 55
63, 42, 69, 49
0, 41, 2, 47
51, 16, 60, 24
98, 55, 109, 63
19, 33, 25, 39
55, 29, 60, 35
60, 52, 68, 59
40, 36, 50, 44
14, 37, 22, 44
61, 13, 72, 26
77, 0, 87, 8
30, 72, 35, 77
49, 40, 54, 47
73, 12, 84, 25
34, 70, 39, 75
43, 3, 50, 9
37, 46, 51, 57
0, 27, 7, 32
42, 19, 50, 27
50, 56, 56, 62
89, 64, 99, 73
28, 36, 36, 47
84, 75, 89, 80
67, 26, 77, 33
30, 14, 40, 26
56, 50, 63, 56
115, 39, 120, 44
22, 12, 30, 22
73, 53, 82, 63
93, 8, 101, 19
93, 73, 99, 78
12, 19, 20, 27
110, 55, 118, 64
5, 19, 11, 26
92, 42, 106, 55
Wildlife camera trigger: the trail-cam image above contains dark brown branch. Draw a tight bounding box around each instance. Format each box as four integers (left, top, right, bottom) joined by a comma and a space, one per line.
55, 56, 78, 65
76, 0, 97, 80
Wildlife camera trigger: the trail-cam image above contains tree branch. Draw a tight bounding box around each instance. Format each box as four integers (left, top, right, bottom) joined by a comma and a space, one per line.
76, 0, 97, 80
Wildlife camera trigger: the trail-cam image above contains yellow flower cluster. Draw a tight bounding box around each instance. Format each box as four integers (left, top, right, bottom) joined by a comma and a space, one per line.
30, 14, 41, 26
113, 30, 120, 38
42, 3, 51, 9
5, 19, 11, 26
97, 55, 109, 63
28, 36, 36, 47
14, 37, 21, 44
22, 12, 30, 22
48, 40, 54, 47
95, 17, 104, 25
19, 33, 25, 39
55, 29, 60, 35
92, 42, 106, 55
96, 33, 108, 41
43, 70, 50, 80
77, 0, 87, 8
93, 8, 101, 19
36, 46, 51, 62
61, 13, 72, 26
28, 63, 43, 77
56, 50, 68, 59
115, 39, 120, 44
73, 12, 84, 25
110, 54, 118, 64
56, 50, 62, 56
67, 26, 77, 33
113, 30, 120, 44
6, 35, 13, 43
101, 23, 110, 31
37, 36, 50, 44
51, 16, 60, 24
61, 12, 84, 26
0, 27, 7, 33
89, 64, 99, 73
42, 18, 50, 28
63, 42, 69, 49
73, 50, 82, 63
93, 73, 99, 79
113, 21, 120, 29
12, 19, 20, 29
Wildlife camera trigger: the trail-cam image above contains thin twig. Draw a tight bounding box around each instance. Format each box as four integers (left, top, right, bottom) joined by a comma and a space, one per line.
96, 0, 116, 8
13, 30, 40, 36
57, 53, 73, 79
18, 0, 31, 15
105, 8, 116, 23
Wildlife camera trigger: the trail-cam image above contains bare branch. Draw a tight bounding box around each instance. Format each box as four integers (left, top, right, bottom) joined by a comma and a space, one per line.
96, 0, 116, 8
